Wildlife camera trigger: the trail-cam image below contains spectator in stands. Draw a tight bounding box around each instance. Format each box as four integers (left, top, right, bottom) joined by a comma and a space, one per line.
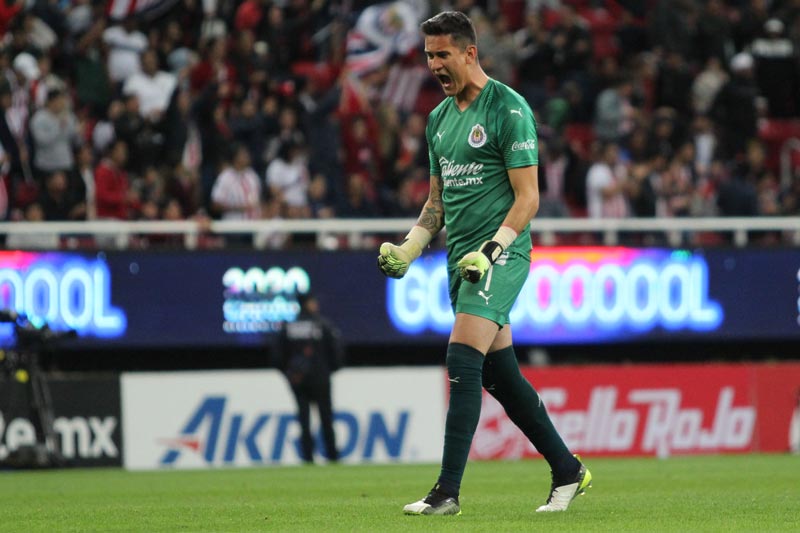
5, 14, 35, 59
95, 139, 136, 220
342, 114, 381, 191
229, 97, 268, 176
737, 139, 771, 191
29, 88, 81, 179
732, 0, 771, 51
338, 172, 380, 218
165, 163, 201, 218
549, 4, 592, 87
627, 161, 658, 218
235, 0, 267, 33
514, 12, 554, 113
189, 36, 236, 94
751, 18, 800, 118
650, 0, 696, 58
0, 0, 22, 37
297, 77, 344, 208
615, 9, 648, 64
476, 14, 516, 86
8, 51, 38, 146
756, 170, 781, 217
695, 0, 732, 64
72, 7, 112, 118
647, 109, 682, 162
122, 48, 178, 123
539, 137, 572, 218
132, 166, 166, 220
102, 15, 147, 86
654, 52, 693, 117
74, 144, 96, 220
692, 115, 717, 179
657, 146, 695, 217
10, 10, 56, 55
211, 143, 262, 221
586, 141, 629, 219
691, 56, 728, 116
266, 139, 310, 219
162, 88, 198, 169
779, 172, 800, 216
307, 173, 335, 219
5, 201, 58, 249
710, 52, 760, 160
260, 3, 309, 79
0, 141, 9, 221
716, 163, 759, 217
228, 29, 263, 91
193, 81, 235, 205
594, 76, 636, 143
159, 19, 196, 78
38, 170, 85, 221
391, 167, 429, 218
0, 79, 26, 208
112, 93, 162, 177
264, 105, 305, 165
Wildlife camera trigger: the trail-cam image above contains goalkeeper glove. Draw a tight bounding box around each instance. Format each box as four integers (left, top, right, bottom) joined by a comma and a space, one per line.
457, 226, 518, 283
378, 226, 432, 279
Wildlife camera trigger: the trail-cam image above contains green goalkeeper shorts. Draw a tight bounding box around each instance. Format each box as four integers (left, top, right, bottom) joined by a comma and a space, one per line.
448, 249, 531, 327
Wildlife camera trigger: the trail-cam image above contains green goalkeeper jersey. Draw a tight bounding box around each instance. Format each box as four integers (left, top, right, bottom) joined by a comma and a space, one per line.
426, 78, 538, 264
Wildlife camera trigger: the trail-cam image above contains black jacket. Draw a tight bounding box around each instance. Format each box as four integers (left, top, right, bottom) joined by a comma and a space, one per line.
277, 312, 343, 386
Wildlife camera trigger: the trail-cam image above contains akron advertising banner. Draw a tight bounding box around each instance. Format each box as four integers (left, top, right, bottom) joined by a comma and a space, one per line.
121, 368, 445, 470
1, 247, 799, 349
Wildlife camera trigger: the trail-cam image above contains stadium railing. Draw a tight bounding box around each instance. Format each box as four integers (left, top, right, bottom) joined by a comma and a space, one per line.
0, 217, 798, 250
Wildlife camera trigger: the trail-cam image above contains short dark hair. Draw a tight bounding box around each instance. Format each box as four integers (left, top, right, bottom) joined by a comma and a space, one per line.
46, 88, 64, 102
420, 11, 476, 49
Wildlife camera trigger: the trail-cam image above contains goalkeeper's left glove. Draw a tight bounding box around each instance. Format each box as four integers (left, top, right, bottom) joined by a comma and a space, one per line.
457, 226, 518, 283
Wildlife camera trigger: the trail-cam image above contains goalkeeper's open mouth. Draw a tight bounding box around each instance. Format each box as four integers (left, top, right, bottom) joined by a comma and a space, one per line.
437, 74, 453, 90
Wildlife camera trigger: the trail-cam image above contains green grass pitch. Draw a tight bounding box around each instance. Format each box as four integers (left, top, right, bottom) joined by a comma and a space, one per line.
1, 455, 798, 532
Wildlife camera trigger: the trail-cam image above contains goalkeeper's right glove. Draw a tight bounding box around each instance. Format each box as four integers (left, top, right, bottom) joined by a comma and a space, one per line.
377, 226, 432, 279
457, 225, 519, 284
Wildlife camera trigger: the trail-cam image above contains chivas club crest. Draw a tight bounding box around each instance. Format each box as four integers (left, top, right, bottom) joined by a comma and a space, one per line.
468, 123, 487, 148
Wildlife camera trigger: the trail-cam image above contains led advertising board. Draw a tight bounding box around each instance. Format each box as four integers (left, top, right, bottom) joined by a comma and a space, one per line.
388, 248, 726, 343
0, 248, 798, 348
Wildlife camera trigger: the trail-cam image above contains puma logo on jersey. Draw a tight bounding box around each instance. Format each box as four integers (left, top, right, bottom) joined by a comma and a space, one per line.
510, 108, 523, 117
478, 290, 493, 305
449, 376, 460, 383
436, 130, 445, 141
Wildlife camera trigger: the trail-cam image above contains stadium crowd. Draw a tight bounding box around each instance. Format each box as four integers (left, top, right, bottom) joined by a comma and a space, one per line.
0, 0, 799, 247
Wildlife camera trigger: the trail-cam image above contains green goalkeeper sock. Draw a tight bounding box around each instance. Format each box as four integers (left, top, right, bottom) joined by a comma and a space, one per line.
437, 342, 484, 497
483, 346, 579, 482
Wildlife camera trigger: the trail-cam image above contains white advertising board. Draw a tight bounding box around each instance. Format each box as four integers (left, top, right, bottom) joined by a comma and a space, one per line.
122, 368, 445, 470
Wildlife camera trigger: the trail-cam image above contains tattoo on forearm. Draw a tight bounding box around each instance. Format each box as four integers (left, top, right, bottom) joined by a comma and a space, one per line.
417, 178, 443, 232
418, 205, 442, 232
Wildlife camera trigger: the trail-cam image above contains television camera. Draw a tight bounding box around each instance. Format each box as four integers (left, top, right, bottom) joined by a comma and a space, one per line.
0, 310, 77, 468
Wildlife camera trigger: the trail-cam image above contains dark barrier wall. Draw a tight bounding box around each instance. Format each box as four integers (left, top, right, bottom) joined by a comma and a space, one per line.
1, 247, 799, 349
0, 375, 122, 467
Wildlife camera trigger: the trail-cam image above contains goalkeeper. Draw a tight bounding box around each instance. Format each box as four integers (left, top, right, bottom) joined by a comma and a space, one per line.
378, 10, 591, 517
